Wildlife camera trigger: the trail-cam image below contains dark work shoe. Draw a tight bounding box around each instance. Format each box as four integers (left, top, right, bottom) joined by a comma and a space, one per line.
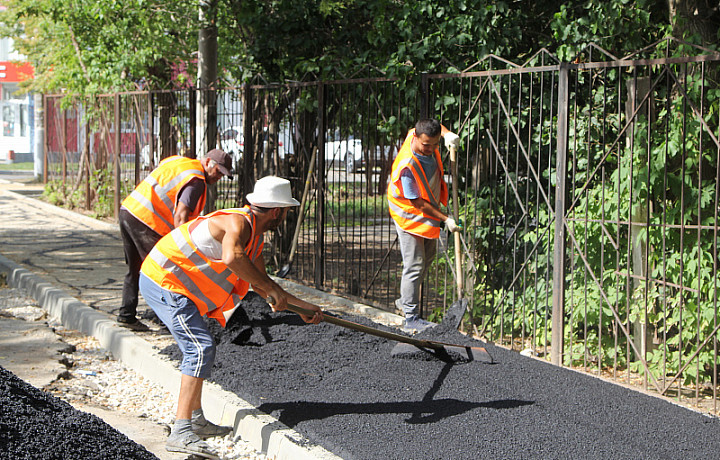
116, 316, 149, 331
166, 431, 219, 459
192, 419, 233, 439
402, 315, 436, 334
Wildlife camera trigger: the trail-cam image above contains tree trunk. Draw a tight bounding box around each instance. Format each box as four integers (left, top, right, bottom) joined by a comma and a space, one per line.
198, 0, 218, 211
668, 0, 720, 45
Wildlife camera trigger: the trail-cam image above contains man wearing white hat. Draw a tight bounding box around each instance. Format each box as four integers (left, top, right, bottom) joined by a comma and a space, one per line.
139, 176, 323, 459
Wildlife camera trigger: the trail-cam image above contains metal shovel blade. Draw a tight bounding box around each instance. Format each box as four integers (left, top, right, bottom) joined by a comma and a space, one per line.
442, 298, 468, 331
391, 342, 493, 364
277, 263, 291, 278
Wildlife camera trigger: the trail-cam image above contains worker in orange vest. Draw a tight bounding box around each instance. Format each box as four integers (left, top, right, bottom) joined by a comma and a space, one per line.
117, 149, 233, 329
388, 118, 462, 333
139, 176, 323, 458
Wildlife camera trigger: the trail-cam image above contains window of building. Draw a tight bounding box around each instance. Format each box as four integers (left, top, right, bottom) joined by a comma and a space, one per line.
2, 83, 22, 100
2, 103, 15, 137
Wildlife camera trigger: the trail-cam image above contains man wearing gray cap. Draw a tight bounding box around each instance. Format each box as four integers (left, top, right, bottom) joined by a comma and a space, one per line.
139, 176, 323, 459
117, 149, 234, 329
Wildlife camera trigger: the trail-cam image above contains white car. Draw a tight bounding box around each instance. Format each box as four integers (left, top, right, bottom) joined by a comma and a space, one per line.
220, 126, 289, 163
219, 126, 244, 164
325, 136, 364, 173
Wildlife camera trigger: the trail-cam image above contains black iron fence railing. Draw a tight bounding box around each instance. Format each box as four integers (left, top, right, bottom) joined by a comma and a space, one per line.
42, 39, 720, 414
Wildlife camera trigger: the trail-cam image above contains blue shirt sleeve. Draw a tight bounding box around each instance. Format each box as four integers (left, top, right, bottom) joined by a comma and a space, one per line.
400, 168, 420, 200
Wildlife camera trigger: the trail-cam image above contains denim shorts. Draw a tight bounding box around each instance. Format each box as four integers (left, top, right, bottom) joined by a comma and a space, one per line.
139, 273, 216, 379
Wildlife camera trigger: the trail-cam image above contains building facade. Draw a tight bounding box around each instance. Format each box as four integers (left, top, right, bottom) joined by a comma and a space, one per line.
0, 36, 33, 162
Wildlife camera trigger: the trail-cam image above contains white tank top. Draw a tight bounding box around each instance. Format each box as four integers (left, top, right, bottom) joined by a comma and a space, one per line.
190, 219, 223, 260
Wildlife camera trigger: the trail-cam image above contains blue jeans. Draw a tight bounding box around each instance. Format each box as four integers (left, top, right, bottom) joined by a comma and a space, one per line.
139, 273, 216, 379
395, 222, 437, 318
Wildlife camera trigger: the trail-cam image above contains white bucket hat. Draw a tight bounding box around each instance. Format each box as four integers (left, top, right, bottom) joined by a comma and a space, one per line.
246, 176, 300, 208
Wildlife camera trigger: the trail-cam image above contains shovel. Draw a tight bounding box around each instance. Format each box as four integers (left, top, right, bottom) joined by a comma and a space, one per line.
277, 146, 316, 278
442, 143, 470, 331
268, 297, 492, 363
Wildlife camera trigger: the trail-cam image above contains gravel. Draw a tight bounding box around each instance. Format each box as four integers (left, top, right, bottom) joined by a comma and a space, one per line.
0, 284, 266, 460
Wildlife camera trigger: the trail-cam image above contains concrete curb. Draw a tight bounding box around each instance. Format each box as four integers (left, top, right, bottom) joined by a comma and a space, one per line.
0, 253, 341, 460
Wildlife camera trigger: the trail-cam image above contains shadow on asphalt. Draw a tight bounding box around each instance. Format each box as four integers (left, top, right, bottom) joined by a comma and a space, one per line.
258, 397, 534, 426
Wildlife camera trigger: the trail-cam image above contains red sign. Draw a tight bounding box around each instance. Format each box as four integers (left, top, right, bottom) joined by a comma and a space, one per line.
0, 62, 34, 82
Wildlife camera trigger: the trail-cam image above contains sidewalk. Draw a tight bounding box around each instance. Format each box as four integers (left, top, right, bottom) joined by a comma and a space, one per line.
0, 188, 398, 460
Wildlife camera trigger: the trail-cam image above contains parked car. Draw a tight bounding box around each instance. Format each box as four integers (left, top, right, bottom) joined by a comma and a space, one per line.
220, 126, 289, 164
325, 135, 395, 174
325, 136, 364, 173
219, 126, 244, 164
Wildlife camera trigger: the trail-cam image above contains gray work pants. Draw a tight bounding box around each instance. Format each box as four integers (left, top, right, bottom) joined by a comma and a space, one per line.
395, 221, 437, 318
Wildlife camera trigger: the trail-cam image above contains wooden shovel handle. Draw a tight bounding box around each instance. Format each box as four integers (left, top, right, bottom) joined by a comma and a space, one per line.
267, 296, 445, 350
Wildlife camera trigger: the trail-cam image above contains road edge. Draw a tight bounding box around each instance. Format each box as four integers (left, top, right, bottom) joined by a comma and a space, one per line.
0, 253, 342, 460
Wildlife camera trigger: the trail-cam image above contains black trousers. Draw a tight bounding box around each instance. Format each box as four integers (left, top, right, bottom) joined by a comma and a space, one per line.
118, 208, 163, 320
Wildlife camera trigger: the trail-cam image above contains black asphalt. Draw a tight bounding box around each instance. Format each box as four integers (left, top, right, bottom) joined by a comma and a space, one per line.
0, 366, 157, 459
166, 293, 720, 460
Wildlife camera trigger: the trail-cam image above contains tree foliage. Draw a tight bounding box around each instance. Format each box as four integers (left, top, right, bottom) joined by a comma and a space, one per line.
0, 0, 196, 96
2, 0, 703, 96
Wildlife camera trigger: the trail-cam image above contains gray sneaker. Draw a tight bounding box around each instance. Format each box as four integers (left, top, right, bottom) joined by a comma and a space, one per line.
402, 315, 436, 333
166, 431, 220, 459
192, 419, 233, 439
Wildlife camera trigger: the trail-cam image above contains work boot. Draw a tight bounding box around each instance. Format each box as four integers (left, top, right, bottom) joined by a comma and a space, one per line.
402, 315, 436, 334
192, 409, 233, 439
116, 315, 149, 331
167, 419, 220, 459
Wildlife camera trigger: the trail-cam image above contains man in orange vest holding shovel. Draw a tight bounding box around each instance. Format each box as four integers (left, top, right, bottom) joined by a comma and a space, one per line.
139, 176, 323, 458
117, 149, 233, 329
387, 118, 462, 333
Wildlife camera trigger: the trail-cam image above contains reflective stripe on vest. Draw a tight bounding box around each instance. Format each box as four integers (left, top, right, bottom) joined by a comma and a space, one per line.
387, 129, 448, 239
141, 206, 263, 327
122, 156, 207, 235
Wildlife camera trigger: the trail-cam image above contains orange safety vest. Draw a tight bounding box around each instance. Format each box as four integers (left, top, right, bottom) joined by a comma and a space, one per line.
387, 129, 448, 239
122, 156, 207, 235
140, 206, 263, 327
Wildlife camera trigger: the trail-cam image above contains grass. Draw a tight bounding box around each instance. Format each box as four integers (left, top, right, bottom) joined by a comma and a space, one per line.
0, 162, 33, 171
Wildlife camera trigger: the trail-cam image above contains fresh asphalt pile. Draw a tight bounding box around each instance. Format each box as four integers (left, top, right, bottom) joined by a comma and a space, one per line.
159, 292, 720, 460
0, 365, 158, 459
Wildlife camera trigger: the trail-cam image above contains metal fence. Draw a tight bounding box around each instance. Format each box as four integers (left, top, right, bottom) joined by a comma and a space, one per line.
42, 39, 720, 414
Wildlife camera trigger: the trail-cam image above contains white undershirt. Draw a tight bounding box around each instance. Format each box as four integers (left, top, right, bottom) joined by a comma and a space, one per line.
190, 219, 223, 260
190, 218, 242, 321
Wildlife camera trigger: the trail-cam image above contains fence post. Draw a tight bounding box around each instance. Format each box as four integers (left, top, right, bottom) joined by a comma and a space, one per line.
85, 122, 91, 210
149, 91, 155, 172
316, 82, 326, 288
114, 93, 121, 219
62, 106, 67, 186
551, 62, 570, 366
420, 73, 429, 120
242, 84, 254, 198
189, 88, 196, 158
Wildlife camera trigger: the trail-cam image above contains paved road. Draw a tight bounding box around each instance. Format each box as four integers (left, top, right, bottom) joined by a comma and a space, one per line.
0, 188, 128, 319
